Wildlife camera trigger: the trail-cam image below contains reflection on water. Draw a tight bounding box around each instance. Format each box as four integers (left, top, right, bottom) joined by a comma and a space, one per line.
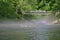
0, 25, 60, 40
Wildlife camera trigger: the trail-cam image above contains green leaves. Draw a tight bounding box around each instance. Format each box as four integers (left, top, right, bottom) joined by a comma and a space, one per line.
0, 0, 60, 19
37, 0, 59, 11
0, 0, 18, 19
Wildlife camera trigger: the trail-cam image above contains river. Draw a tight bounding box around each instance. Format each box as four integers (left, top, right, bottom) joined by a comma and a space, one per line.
0, 19, 60, 40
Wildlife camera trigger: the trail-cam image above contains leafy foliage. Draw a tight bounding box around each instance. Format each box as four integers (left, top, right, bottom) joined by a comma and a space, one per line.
37, 0, 58, 11
37, 0, 60, 18
0, 0, 60, 19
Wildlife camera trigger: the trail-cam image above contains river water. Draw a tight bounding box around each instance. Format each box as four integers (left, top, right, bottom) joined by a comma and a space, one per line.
0, 20, 60, 40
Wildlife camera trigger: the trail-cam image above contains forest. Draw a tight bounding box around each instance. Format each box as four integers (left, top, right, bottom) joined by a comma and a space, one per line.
0, 0, 60, 20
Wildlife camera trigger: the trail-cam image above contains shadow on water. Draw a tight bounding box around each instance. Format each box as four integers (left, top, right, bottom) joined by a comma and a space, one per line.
0, 20, 60, 40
